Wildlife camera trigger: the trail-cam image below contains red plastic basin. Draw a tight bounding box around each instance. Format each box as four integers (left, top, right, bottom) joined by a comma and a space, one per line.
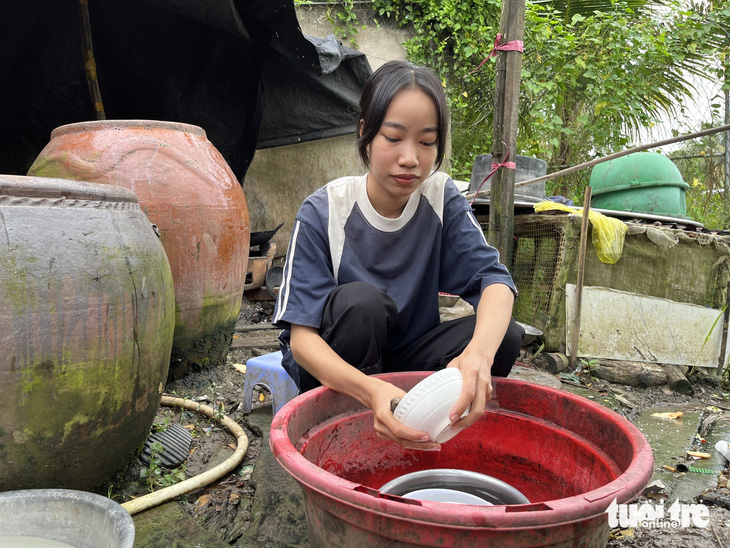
270, 373, 653, 547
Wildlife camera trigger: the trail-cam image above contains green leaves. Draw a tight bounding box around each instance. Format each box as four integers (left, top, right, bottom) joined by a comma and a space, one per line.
139, 440, 187, 492
366, 0, 729, 204
373, 0, 501, 82
512, 0, 730, 198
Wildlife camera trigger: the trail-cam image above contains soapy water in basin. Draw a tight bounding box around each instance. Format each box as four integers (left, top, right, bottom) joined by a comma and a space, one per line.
402, 488, 492, 505
298, 407, 620, 503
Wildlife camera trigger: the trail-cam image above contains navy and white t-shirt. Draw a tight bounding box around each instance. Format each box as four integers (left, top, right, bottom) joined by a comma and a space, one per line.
273, 171, 516, 370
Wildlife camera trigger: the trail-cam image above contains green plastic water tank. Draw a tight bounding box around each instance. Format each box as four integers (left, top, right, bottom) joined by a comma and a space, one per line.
589, 152, 689, 218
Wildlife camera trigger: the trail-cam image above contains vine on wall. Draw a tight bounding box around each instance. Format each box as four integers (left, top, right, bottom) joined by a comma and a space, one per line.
295, 0, 367, 47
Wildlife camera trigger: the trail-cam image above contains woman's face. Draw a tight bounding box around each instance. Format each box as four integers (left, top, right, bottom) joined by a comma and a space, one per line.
364, 88, 439, 218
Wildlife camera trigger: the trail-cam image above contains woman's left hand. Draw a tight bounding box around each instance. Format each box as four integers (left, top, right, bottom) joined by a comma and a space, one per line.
446, 347, 493, 430
446, 283, 515, 431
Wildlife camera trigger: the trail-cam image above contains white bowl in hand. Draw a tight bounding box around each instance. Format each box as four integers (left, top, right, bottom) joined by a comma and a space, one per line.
394, 368, 468, 444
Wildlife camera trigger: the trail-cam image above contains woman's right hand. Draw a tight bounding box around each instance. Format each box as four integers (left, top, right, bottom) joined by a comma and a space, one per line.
290, 326, 440, 450
365, 378, 441, 451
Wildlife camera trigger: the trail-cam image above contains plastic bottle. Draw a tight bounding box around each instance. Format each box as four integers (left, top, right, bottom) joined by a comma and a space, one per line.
714, 440, 730, 461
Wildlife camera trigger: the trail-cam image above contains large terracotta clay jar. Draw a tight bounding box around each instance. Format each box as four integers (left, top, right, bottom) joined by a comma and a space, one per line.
28, 120, 251, 380
0, 174, 175, 490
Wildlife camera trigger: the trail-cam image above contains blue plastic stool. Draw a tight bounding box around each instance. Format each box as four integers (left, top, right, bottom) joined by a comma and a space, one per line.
241, 351, 299, 415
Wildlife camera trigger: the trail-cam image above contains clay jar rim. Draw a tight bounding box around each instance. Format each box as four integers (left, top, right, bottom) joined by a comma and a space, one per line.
49, 119, 207, 140
0, 174, 139, 204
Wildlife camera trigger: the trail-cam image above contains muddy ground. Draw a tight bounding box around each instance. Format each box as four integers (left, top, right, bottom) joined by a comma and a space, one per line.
115, 298, 280, 545
116, 297, 730, 547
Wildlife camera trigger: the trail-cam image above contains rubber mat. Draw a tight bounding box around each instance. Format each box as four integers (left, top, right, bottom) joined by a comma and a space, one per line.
138, 422, 193, 467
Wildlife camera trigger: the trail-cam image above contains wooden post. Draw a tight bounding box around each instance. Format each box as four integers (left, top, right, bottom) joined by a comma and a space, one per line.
488, 0, 525, 268
716, 281, 730, 376
569, 186, 592, 370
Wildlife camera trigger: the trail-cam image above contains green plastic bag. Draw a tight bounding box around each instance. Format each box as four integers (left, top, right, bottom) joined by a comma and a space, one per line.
533, 201, 628, 264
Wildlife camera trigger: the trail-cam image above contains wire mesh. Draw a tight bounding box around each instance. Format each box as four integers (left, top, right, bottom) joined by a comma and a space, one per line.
510, 215, 566, 330
507, 212, 729, 337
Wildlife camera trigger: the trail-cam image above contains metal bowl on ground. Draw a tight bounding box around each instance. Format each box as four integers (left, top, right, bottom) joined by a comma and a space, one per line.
265, 265, 284, 300
0, 489, 135, 548
517, 321, 544, 345
380, 469, 530, 506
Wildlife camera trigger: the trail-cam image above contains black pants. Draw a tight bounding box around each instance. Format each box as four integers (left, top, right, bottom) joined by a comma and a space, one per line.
287, 282, 525, 393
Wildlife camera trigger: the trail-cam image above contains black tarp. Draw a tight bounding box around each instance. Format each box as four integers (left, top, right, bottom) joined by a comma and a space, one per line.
0, 0, 371, 181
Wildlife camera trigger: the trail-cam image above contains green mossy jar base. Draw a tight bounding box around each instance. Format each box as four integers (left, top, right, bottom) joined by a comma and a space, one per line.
168, 316, 240, 382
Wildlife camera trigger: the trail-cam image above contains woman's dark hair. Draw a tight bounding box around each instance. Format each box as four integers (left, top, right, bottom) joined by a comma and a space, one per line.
357, 60, 449, 170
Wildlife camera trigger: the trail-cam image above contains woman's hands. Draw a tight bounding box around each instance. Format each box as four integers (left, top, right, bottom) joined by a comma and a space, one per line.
290, 324, 440, 451
446, 347, 493, 430
364, 377, 442, 451
290, 280, 516, 448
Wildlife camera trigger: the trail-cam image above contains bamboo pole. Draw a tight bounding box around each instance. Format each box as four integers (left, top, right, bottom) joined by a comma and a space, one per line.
725, 83, 730, 225
467, 122, 730, 202
78, 0, 106, 120
725, 30, 730, 227
569, 186, 592, 370
488, 0, 525, 268
716, 282, 730, 377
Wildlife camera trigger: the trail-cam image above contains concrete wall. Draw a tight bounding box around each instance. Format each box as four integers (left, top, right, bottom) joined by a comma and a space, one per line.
245, 135, 365, 255
243, 6, 414, 259
295, 5, 413, 71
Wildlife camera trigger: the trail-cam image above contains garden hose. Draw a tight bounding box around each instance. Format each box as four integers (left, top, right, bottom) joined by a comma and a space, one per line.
122, 396, 249, 515
688, 466, 723, 475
